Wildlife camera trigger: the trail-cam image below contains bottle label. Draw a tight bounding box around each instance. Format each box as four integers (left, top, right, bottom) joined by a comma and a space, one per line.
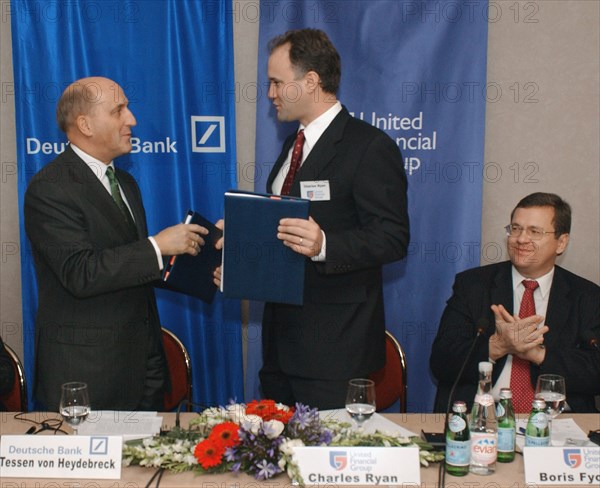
497, 427, 515, 452
529, 412, 548, 429
525, 434, 550, 447
474, 394, 494, 407
446, 439, 470, 466
470, 432, 497, 465
496, 403, 506, 418
449, 415, 467, 433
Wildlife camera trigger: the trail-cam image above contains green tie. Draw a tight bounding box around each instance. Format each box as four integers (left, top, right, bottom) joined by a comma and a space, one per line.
106, 166, 136, 231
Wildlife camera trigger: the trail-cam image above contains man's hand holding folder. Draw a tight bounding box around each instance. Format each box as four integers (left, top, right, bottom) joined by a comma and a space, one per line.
162, 210, 223, 303
277, 216, 324, 258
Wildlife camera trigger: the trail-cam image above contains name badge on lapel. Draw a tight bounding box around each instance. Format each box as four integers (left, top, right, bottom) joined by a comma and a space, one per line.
300, 180, 331, 201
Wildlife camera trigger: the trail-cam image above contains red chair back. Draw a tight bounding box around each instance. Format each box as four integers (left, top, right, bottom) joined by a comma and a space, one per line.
0, 344, 28, 412
370, 330, 407, 412
162, 328, 192, 411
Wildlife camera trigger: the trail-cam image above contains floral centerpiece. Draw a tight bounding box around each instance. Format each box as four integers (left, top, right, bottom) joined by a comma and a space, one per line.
122, 400, 443, 484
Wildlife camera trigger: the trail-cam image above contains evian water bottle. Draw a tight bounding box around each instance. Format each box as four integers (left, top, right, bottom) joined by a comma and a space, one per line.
469, 361, 498, 475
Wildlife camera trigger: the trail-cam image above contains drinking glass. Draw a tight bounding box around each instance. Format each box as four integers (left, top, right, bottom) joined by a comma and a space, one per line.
535, 374, 566, 442
345, 378, 376, 428
59, 382, 90, 433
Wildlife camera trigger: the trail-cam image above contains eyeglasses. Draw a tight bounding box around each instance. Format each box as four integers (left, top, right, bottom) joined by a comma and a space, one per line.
505, 224, 558, 241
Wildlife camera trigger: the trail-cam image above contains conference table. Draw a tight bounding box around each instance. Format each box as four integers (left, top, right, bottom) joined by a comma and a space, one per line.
1, 412, 598, 487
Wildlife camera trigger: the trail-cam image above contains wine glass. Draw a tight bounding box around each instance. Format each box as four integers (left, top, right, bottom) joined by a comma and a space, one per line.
345, 378, 376, 428
59, 382, 90, 434
535, 374, 566, 442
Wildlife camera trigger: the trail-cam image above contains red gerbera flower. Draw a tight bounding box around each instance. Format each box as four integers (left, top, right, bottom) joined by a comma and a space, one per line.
269, 408, 295, 424
246, 399, 296, 423
209, 421, 240, 448
246, 399, 277, 419
194, 438, 225, 469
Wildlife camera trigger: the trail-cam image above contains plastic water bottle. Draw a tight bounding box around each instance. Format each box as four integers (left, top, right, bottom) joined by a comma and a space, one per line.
469, 361, 498, 475
445, 400, 470, 476
525, 399, 550, 446
496, 388, 516, 462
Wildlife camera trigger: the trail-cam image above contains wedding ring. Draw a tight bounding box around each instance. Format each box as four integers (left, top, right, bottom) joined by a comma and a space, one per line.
299, 238, 303, 246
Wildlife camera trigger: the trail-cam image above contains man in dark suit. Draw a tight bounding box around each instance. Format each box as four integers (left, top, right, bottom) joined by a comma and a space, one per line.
24, 77, 207, 411
431, 193, 600, 413
260, 29, 410, 408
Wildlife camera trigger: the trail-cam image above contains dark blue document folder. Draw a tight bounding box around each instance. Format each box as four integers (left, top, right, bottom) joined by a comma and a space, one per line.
223, 190, 309, 305
163, 210, 222, 303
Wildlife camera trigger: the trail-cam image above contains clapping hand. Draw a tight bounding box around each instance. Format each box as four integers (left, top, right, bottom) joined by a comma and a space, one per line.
489, 304, 548, 365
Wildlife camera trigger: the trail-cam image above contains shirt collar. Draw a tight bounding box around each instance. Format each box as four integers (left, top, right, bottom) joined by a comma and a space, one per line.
512, 265, 554, 299
299, 102, 342, 152
70, 143, 114, 181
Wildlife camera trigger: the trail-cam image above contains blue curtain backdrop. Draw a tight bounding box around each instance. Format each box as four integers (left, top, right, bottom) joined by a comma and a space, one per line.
250, 0, 489, 411
11, 0, 243, 409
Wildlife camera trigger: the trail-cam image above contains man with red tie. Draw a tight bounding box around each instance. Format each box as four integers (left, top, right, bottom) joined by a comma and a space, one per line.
430, 193, 600, 413
259, 29, 410, 409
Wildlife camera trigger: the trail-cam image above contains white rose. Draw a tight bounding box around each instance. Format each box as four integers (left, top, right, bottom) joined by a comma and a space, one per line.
227, 404, 247, 424
280, 438, 305, 456
241, 414, 263, 434
263, 419, 285, 439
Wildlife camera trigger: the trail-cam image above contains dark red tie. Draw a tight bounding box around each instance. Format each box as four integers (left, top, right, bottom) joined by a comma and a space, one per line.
280, 130, 305, 196
510, 279, 539, 413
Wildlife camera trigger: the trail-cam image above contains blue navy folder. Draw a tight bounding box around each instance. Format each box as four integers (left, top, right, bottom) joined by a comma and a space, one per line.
162, 210, 222, 303
222, 190, 310, 305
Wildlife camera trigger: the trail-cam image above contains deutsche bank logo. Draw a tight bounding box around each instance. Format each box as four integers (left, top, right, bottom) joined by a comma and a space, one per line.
563, 449, 582, 468
191, 116, 225, 153
329, 451, 347, 470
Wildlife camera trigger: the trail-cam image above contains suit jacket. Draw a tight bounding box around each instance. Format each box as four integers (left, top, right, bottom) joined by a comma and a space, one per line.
24, 146, 166, 410
263, 107, 410, 380
430, 261, 600, 413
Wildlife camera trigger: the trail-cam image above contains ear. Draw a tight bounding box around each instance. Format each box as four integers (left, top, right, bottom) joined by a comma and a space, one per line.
304, 70, 320, 93
75, 114, 93, 137
556, 233, 569, 255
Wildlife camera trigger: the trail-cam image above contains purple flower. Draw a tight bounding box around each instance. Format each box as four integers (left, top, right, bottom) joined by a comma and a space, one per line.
255, 460, 280, 480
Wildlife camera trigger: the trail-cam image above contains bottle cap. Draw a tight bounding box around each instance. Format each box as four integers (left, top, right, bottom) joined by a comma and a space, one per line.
500, 388, 513, 399
452, 400, 467, 413
478, 361, 493, 373
532, 398, 546, 410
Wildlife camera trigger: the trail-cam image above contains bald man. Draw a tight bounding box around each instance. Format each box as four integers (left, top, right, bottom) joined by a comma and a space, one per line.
24, 77, 206, 411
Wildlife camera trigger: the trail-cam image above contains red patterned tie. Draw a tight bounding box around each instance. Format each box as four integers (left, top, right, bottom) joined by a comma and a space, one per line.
280, 130, 305, 196
510, 280, 539, 413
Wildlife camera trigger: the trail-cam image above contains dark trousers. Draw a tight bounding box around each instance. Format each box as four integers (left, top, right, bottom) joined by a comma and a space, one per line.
259, 368, 356, 410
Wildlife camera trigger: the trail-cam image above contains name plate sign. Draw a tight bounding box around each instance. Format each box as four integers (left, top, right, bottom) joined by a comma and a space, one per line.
292, 446, 420, 485
0, 435, 122, 479
524, 446, 600, 485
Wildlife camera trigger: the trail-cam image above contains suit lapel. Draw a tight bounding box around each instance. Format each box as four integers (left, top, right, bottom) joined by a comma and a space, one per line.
267, 135, 295, 193
489, 262, 514, 380
289, 109, 349, 195
63, 146, 139, 240
544, 267, 570, 346
116, 171, 145, 238
491, 262, 514, 314
267, 108, 350, 195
